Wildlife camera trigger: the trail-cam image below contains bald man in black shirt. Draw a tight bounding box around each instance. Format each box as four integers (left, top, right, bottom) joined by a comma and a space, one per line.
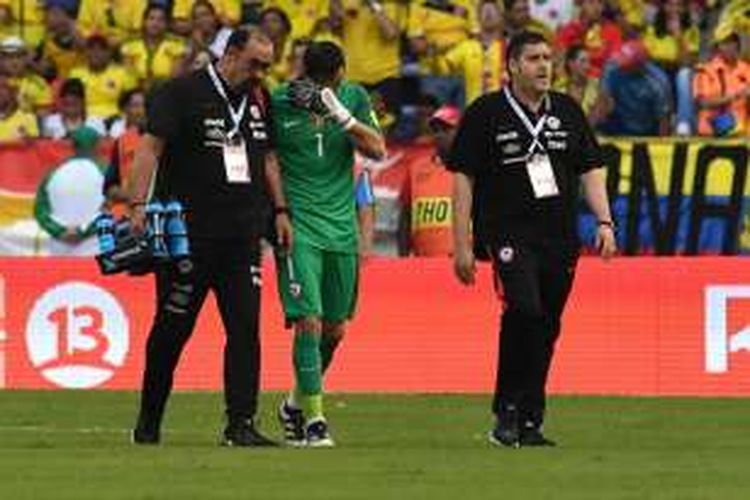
128, 27, 292, 447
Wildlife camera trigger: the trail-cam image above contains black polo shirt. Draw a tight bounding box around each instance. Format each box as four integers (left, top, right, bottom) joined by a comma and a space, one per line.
147, 68, 273, 241
447, 88, 602, 249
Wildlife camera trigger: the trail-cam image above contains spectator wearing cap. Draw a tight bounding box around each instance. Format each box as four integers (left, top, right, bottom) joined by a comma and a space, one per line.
0, 36, 53, 116
69, 35, 136, 123
693, 26, 750, 137
120, 4, 188, 88
555, 0, 623, 78
77, 0, 147, 45
33, 126, 106, 256
36, 1, 86, 81
598, 38, 671, 136
0, 0, 45, 46
41, 78, 107, 139
0, 74, 39, 142
437, 0, 506, 107
397, 105, 459, 257
643, 0, 700, 135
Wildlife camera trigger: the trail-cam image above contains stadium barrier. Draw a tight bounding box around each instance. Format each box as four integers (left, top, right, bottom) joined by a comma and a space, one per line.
2, 137, 750, 255
1, 256, 749, 395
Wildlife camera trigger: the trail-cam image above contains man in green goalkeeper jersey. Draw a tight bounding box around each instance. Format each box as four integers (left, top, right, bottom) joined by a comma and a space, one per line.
271, 41, 386, 447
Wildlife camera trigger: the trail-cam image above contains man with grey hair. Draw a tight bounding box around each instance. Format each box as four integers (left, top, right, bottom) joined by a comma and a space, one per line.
128, 26, 292, 447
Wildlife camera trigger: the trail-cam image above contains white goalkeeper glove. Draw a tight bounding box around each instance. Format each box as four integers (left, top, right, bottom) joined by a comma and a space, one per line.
320, 87, 357, 130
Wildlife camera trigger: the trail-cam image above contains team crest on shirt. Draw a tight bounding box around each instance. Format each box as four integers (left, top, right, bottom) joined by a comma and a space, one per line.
546, 116, 561, 130
498, 246, 514, 263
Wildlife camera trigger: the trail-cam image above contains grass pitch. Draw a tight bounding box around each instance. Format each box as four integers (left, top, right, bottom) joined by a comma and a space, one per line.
1, 392, 749, 499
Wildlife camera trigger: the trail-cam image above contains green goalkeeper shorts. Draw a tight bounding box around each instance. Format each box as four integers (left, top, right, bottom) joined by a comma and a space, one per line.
276, 243, 359, 324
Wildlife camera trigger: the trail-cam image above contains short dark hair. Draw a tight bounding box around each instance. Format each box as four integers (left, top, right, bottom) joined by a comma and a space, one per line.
260, 7, 292, 36
303, 41, 345, 83
118, 87, 144, 111
60, 78, 85, 100
565, 44, 585, 66
142, 3, 170, 22
224, 25, 271, 54
506, 30, 549, 63
191, 0, 217, 17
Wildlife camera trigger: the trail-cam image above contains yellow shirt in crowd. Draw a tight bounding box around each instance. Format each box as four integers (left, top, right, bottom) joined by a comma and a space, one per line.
172, 0, 241, 25
438, 38, 505, 106
265, 0, 328, 39
37, 37, 86, 80
407, 0, 478, 53
0, 107, 39, 142
77, 0, 147, 44
0, 0, 44, 45
69, 64, 137, 119
120, 36, 188, 86
10, 74, 52, 113
643, 25, 700, 67
339, 1, 407, 86
616, 0, 645, 28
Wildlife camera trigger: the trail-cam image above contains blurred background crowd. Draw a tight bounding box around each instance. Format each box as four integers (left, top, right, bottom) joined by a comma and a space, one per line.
2, 0, 750, 143
2, 0, 750, 258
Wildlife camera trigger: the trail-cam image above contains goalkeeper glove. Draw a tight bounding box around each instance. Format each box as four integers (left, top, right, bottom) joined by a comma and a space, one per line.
288, 77, 327, 115
320, 87, 357, 130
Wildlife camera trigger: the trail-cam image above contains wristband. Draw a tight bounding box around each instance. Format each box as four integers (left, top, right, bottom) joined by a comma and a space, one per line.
274, 206, 290, 216
130, 200, 147, 208
597, 220, 615, 229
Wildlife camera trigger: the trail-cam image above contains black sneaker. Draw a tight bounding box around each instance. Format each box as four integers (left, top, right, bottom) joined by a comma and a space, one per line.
131, 425, 160, 445
278, 400, 306, 447
488, 405, 520, 448
519, 423, 556, 447
131, 414, 160, 445
222, 419, 278, 447
305, 419, 335, 448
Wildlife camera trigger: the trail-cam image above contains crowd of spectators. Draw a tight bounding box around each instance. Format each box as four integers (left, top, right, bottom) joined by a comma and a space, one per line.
1, 1, 750, 143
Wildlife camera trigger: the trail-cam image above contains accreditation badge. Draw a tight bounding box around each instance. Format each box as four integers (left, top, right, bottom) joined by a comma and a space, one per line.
525, 153, 559, 199
223, 136, 251, 183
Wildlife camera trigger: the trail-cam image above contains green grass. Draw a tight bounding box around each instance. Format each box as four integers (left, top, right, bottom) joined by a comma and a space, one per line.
1, 392, 749, 499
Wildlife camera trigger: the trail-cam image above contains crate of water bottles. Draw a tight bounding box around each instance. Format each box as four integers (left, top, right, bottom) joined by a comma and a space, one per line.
95, 200, 191, 276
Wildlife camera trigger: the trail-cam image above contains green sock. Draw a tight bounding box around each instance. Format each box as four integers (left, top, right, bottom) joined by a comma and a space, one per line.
303, 394, 324, 423
287, 388, 302, 409
320, 334, 341, 374
293, 331, 323, 420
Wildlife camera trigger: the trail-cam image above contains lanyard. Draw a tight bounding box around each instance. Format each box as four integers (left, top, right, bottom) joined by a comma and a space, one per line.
207, 63, 247, 139
503, 86, 550, 155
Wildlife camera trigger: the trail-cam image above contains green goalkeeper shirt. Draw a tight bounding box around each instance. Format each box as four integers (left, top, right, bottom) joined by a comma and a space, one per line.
272, 81, 379, 253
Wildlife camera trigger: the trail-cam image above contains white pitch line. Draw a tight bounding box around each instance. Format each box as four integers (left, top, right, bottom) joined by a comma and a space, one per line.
0, 426, 132, 434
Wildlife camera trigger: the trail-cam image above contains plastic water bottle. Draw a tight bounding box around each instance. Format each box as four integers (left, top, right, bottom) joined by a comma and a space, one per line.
95, 212, 116, 255
145, 201, 168, 259
165, 201, 190, 258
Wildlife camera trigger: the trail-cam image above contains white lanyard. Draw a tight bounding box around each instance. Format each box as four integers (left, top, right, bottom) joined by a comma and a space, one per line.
503, 86, 549, 155
207, 63, 247, 139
